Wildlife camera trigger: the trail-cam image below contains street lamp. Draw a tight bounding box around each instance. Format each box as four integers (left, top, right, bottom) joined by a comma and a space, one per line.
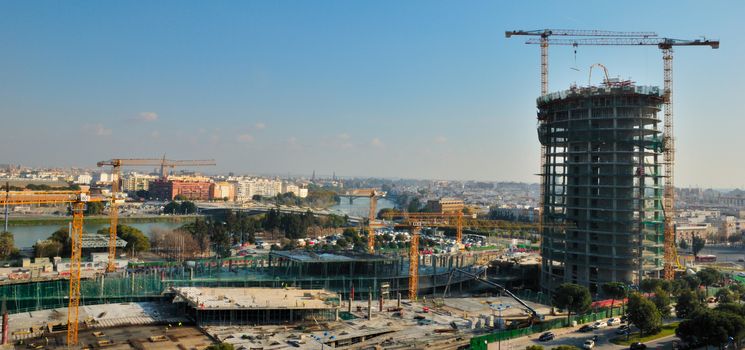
490, 303, 511, 350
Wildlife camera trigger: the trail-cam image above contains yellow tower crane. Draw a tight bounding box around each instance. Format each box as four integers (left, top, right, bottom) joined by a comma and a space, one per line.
96, 158, 216, 272
0, 188, 106, 346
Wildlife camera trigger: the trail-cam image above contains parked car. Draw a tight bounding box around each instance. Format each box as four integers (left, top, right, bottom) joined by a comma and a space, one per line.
607, 317, 621, 326
616, 325, 630, 334
620, 315, 628, 323
630, 342, 647, 350
578, 325, 594, 332
583, 340, 595, 349
538, 332, 555, 341
592, 321, 607, 329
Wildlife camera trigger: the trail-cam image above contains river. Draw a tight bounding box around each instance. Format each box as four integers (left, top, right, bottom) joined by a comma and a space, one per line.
6, 197, 397, 248
329, 196, 396, 218
6, 221, 185, 248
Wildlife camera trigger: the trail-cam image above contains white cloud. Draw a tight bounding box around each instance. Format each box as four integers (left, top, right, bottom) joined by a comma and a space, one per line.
254, 122, 266, 130
237, 134, 254, 143
370, 137, 384, 148
338, 133, 351, 140
83, 123, 112, 136
435, 136, 448, 144
135, 112, 158, 122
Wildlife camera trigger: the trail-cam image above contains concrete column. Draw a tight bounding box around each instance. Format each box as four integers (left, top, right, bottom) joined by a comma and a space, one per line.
379, 292, 383, 312
397, 292, 401, 308
367, 293, 372, 319
348, 295, 352, 313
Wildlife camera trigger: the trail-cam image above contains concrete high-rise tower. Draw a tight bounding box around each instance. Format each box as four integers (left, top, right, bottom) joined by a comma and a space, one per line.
538, 82, 665, 294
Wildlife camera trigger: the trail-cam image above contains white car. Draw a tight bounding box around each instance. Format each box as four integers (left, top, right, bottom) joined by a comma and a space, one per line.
607, 317, 621, 326
592, 321, 607, 329
583, 340, 595, 349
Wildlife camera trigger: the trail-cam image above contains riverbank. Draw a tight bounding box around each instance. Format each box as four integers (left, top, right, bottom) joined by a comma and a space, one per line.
6, 214, 201, 227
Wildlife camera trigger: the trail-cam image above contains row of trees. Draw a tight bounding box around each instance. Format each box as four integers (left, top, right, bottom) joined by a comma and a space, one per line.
33, 225, 151, 258
252, 186, 341, 208
551, 269, 731, 341
164, 201, 197, 215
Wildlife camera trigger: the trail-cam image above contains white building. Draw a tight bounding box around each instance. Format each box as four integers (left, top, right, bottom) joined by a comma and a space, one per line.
74, 174, 93, 185
121, 172, 158, 192
234, 177, 283, 201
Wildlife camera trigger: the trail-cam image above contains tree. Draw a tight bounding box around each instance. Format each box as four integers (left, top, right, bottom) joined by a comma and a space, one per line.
601, 282, 626, 314
150, 228, 202, 259
677, 309, 745, 348
729, 283, 745, 302
33, 240, 63, 258
716, 288, 736, 304
97, 225, 150, 256
180, 201, 197, 214
164, 201, 180, 214
550, 346, 580, 350
679, 239, 689, 250
676, 289, 704, 319
697, 267, 722, 296
85, 201, 105, 215
651, 287, 672, 319
640, 279, 663, 293
336, 238, 349, 248
407, 197, 422, 213
627, 293, 662, 337
552, 283, 592, 324
692, 235, 706, 257
48, 227, 71, 256
0, 231, 19, 260
526, 346, 544, 350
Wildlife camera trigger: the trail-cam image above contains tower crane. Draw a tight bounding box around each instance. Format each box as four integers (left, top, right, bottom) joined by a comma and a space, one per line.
385, 212, 569, 300
343, 189, 381, 252
96, 158, 216, 272
0, 188, 105, 346
519, 35, 719, 280
505, 30, 658, 264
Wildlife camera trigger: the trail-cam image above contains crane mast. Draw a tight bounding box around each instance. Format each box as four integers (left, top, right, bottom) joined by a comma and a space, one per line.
0, 189, 105, 346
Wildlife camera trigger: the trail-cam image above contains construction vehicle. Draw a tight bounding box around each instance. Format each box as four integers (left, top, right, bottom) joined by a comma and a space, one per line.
0, 187, 106, 346
443, 268, 542, 325
506, 29, 719, 280
96, 157, 215, 272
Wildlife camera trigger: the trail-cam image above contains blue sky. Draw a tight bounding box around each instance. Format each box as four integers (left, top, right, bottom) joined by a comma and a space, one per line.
0, 1, 742, 187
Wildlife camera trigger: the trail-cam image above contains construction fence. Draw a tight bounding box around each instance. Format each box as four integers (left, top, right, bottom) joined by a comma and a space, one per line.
470, 307, 625, 350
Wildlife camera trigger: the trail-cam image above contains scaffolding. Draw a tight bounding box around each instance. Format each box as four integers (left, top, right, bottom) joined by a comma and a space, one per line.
538, 84, 665, 293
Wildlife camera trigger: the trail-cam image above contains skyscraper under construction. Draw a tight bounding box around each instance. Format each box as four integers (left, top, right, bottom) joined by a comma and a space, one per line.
538, 80, 665, 293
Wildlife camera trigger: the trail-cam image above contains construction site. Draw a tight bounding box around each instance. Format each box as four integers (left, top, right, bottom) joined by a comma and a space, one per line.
0, 27, 722, 350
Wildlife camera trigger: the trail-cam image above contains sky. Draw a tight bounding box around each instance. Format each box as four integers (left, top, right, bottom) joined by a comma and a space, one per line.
0, 1, 743, 187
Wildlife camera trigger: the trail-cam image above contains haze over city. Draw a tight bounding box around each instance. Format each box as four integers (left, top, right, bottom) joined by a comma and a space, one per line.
1, 1, 743, 187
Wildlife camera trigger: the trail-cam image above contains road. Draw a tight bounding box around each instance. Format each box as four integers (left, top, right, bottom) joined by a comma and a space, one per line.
498, 319, 681, 350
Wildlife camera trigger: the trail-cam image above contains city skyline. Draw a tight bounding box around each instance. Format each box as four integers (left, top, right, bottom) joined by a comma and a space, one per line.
1, 1, 743, 187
